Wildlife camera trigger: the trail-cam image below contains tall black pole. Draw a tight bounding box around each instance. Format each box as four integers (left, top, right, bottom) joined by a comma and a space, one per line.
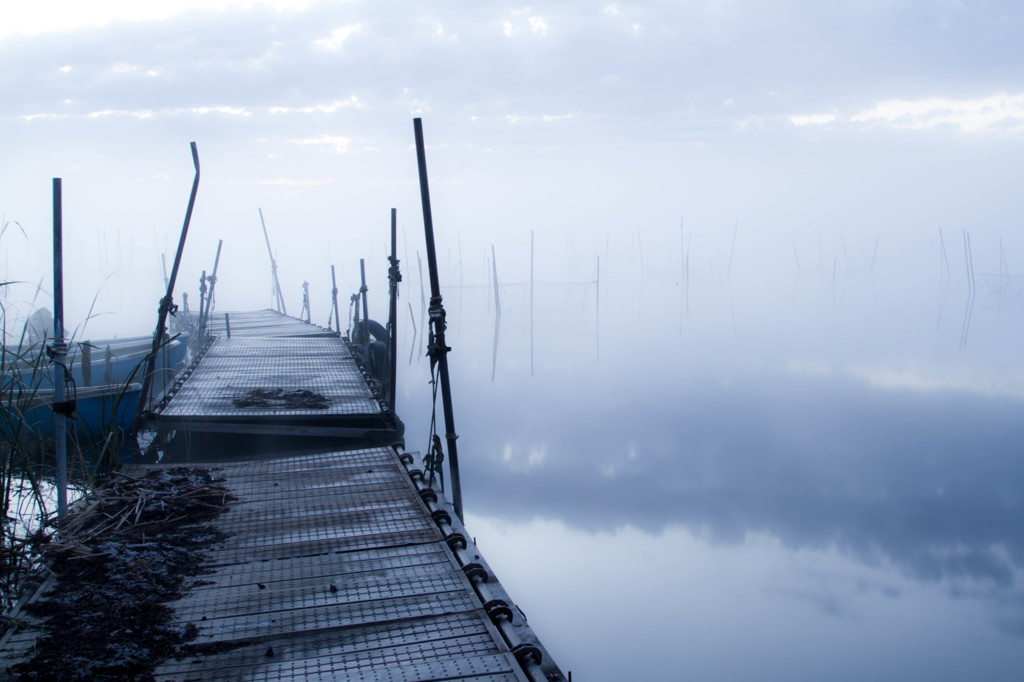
134, 142, 200, 429
413, 118, 463, 520
387, 208, 400, 410
52, 179, 67, 519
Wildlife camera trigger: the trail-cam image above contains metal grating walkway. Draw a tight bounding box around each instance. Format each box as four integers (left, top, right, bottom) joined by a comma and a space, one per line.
144, 448, 528, 681
160, 336, 379, 419
150, 311, 401, 442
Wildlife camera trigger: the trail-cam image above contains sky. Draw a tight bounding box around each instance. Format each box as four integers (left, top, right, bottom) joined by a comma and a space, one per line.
2, 0, 1023, 340
3, 3, 1024, 679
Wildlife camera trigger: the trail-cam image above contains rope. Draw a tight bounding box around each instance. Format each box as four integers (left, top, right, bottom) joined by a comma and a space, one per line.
423, 358, 445, 491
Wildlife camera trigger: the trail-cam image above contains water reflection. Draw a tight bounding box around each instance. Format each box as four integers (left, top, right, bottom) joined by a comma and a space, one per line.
395, 234, 1024, 680
455, 367, 1024, 592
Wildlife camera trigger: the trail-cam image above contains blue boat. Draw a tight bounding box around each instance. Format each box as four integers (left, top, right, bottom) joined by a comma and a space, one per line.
21, 383, 142, 440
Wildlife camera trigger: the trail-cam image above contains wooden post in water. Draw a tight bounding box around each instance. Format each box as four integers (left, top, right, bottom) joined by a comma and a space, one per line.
491, 244, 501, 383
51, 178, 68, 519
530, 230, 534, 377
413, 117, 463, 521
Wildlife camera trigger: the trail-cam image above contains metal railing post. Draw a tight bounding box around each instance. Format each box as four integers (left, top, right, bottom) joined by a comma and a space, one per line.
413, 117, 463, 521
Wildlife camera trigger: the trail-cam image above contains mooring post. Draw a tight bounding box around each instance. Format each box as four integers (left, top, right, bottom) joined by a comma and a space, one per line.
413, 117, 463, 521
51, 178, 68, 519
387, 208, 400, 409
134, 142, 200, 430
301, 281, 311, 323
198, 270, 207, 336
224, 313, 231, 338
200, 239, 223, 337
259, 208, 287, 315
359, 258, 369, 335
330, 265, 340, 333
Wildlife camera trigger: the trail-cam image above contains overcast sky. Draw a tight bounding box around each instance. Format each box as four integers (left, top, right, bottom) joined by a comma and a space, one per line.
2, 0, 1023, 337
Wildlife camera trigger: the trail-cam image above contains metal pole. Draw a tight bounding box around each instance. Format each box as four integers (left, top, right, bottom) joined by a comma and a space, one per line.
52, 178, 67, 519
134, 142, 200, 429
330, 265, 340, 333
388, 208, 399, 410
200, 239, 223, 336
359, 259, 369, 328
197, 270, 207, 334
259, 208, 286, 315
413, 117, 463, 520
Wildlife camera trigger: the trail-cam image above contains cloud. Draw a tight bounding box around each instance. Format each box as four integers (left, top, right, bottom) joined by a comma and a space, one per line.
0, 0, 322, 40
269, 96, 363, 114
852, 93, 1024, 133
790, 112, 837, 126
313, 23, 362, 51
288, 134, 352, 153
529, 16, 549, 37
225, 177, 337, 186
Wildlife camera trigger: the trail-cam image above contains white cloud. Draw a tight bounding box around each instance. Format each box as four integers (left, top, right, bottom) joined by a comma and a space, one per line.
313, 23, 362, 51
852, 93, 1024, 133
189, 105, 249, 116
227, 177, 338, 186
503, 20, 513, 37
289, 134, 351, 153
790, 112, 837, 127
0, 0, 322, 40
529, 15, 549, 36
269, 96, 363, 114
87, 108, 154, 119
19, 104, 249, 122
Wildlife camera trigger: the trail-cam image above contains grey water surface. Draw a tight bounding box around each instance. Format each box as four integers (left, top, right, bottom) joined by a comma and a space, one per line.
395, 236, 1023, 681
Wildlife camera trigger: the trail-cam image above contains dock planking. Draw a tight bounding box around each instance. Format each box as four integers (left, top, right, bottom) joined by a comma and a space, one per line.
133, 448, 531, 681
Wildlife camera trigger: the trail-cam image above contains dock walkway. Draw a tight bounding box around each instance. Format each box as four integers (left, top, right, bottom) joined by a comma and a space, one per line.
1, 311, 562, 681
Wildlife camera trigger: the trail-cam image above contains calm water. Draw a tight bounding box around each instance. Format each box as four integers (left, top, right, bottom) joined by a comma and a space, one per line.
394, 239, 1023, 681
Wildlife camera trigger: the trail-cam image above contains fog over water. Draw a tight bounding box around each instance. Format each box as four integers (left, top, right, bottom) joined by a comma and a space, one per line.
3, 1, 1024, 679
389, 227, 1023, 680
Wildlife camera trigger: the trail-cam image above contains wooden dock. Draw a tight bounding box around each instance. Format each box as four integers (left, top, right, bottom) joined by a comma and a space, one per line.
1, 311, 563, 681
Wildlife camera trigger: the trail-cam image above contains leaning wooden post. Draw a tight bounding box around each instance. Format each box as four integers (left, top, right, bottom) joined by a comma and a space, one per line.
51, 178, 68, 519
413, 117, 463, 520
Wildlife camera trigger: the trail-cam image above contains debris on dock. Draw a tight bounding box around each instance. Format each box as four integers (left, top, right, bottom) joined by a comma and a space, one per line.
6, 468, 234, 681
